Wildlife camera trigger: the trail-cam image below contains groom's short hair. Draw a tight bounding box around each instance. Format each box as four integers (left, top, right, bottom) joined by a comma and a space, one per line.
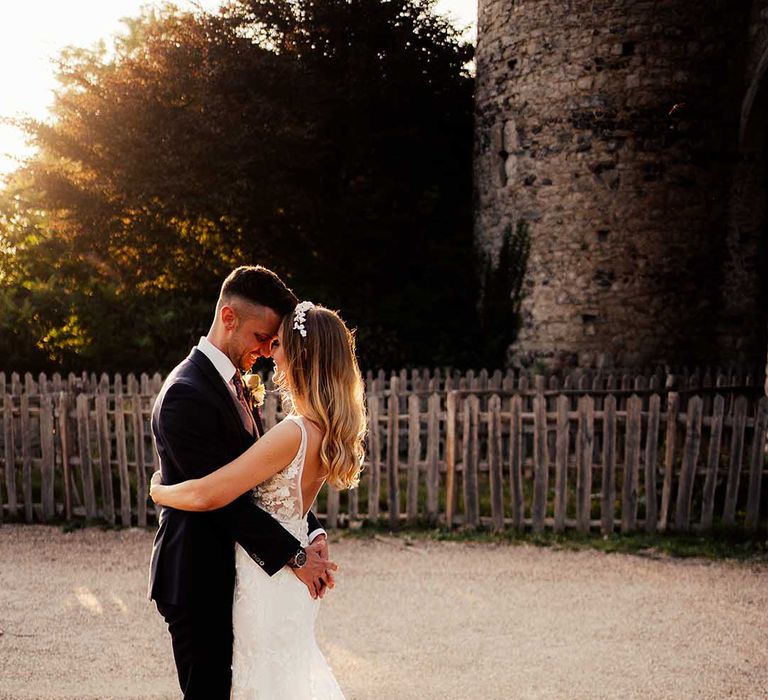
220, 266, 298, 317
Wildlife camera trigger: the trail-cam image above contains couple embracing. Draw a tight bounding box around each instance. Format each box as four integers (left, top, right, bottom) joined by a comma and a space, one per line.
147, 265, 366, 699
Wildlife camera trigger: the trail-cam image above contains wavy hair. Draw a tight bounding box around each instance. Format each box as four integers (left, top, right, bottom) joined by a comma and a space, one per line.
274, 305, 366, 489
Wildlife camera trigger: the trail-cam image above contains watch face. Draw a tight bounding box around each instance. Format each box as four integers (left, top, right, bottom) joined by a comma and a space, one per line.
295, 550, 307, 567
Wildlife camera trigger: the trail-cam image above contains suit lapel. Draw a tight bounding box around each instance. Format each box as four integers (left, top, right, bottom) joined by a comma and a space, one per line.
188, 348, 255, 444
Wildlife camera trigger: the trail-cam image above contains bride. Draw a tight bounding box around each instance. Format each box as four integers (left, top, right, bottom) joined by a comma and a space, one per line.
151, 302, 366, 699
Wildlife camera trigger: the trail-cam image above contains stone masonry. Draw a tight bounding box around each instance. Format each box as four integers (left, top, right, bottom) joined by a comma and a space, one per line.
474, 0, 768, 369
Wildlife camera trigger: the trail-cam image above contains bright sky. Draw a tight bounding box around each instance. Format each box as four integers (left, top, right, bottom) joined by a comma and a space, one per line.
0, 0, 477, 177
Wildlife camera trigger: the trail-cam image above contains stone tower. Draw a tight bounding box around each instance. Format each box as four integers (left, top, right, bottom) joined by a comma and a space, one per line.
474, 0, 768, 368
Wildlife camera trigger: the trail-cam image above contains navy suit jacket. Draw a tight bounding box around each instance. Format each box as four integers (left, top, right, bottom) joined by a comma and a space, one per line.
148, 347, 321, 605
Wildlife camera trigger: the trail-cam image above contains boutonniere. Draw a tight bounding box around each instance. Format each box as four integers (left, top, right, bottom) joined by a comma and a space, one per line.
243, 372, 266, 408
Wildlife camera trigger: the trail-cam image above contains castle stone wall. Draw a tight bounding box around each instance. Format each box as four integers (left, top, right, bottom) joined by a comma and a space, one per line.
475, 0, 762, 368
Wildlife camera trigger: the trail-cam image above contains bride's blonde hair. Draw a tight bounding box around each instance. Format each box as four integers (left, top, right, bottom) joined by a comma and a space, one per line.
274, 304, 366, 489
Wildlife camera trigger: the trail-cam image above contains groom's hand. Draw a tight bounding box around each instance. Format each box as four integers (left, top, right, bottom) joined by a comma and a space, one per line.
292, 541, 338, 599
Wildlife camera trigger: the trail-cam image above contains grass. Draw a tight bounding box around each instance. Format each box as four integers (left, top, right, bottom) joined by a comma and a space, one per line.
38, 508, 767, 564
2, 512, 747, 569
338, 521, 768, 564
60, 518, 122, 533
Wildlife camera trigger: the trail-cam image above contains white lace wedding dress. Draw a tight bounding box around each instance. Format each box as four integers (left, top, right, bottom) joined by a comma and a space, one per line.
231, 414, 345, 700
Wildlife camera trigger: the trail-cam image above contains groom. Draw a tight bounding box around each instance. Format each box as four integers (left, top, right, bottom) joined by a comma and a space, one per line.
148, 265, 336, 699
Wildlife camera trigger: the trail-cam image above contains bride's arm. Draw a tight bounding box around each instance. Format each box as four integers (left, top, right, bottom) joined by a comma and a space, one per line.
150, 420, 302, 511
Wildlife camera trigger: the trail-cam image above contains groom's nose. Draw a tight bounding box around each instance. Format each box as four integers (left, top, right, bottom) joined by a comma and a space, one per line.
254, 340, 273, 358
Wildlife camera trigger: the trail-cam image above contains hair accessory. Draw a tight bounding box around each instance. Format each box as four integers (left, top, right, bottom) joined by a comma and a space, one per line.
293, 301, 315, 337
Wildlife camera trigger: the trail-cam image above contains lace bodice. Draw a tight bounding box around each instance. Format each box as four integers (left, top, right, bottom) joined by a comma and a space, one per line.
250, 414, 308, 544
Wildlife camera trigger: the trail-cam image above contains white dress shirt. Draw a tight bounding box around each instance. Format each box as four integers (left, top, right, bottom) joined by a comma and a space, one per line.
196, 336, 325, 544
197, 336, 254, 433
197, 335, 239, 391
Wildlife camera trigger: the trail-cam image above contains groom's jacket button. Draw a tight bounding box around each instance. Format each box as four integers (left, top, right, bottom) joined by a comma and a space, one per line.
250, 554, 265, 566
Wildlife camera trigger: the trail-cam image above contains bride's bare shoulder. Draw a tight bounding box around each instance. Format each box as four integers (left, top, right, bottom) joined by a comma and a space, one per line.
256, 418, 303, 459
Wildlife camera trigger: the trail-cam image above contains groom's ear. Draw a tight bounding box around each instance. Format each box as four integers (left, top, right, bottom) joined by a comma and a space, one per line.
220, 304, 238, 331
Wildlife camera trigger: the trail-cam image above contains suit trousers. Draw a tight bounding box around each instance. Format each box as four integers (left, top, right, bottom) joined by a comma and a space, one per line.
156, 597, 234, 699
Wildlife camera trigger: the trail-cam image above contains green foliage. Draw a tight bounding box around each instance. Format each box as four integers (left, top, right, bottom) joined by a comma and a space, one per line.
0, 184, 210, 370
1, 0, 480, 372
478, 221, 531, 367
343, 525, 768, 563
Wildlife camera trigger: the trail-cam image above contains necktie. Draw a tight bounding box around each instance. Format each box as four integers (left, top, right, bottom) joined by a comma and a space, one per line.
232, 372, 256, 435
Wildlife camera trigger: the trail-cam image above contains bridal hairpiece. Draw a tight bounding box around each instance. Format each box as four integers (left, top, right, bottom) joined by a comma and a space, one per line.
293, 301, 315, 337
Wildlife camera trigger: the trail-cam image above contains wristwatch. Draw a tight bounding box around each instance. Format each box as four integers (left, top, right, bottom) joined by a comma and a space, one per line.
290, 548, 307, 569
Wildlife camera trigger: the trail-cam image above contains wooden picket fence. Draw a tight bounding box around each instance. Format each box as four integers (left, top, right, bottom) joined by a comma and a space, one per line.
0, 367, 765, 533
1, 363, 763, 396
362, 363, 764, 393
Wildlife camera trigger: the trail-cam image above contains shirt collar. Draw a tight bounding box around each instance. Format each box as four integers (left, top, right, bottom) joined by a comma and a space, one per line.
197, 336, 238, 385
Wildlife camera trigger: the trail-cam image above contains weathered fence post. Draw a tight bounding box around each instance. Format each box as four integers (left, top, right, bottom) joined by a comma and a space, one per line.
115, 394, 132, 527
509, 394, 524, 530
700, 394, 724, 530
425, 393, 440, 524
445, 391, 457, 528
386, 377, 400, 529
554, 394, 569, 533
58, 392, 73, 520
575, 395, 594, 534
488, 395, 504, 532
348, 478, 359, 523
462, 395, 480, 529
40, 394, 55, 521
674, 396, 703, 531
745, 396, 768, 530
326, 485, 340, 531
406, 394, 421, 524
621, 395, 642, 533
601, 394, 617, 535
723, 396, 748, 526
132, 394, 147, 527
3, 394, 17, 519
659, 391, 679, 532
20, 394, 32, 522
95, 395, 116, 525
76, 394, 97, 519
643, 394, 661, 533
532, 393, 548, 533
367, 393, 381, 522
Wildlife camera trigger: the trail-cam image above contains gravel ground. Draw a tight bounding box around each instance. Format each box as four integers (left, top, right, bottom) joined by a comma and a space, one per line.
0, 525, 766, 700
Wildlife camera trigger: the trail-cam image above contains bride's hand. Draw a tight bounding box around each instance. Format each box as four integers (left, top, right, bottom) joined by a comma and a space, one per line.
292, 543, 338, 599
307, 538, 335, 591
312, 534, 330, 562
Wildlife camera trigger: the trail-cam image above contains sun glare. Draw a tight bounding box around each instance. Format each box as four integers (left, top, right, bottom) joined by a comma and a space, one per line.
0, 0, 223, 177
0, 0, 476, 179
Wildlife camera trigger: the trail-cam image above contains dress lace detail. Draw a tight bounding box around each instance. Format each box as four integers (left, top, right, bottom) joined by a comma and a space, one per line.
249, 414, 306, 538
232, 415, 345, 700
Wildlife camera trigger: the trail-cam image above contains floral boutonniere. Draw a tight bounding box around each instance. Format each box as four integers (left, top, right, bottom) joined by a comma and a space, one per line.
243, 372, 266, 409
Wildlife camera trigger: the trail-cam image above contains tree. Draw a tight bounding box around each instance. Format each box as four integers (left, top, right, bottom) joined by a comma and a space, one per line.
2, 0, 477, 371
